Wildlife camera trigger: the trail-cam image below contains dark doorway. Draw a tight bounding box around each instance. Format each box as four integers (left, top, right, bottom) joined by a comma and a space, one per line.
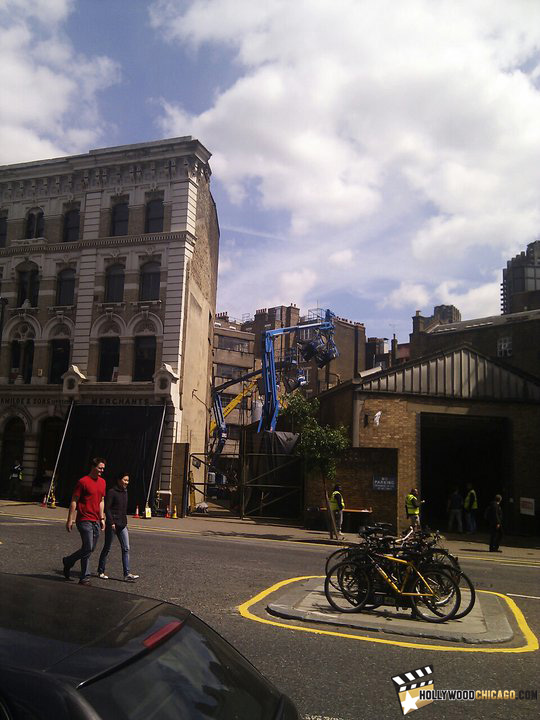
0, 417, 25, 497
54, 405, 164, 512
420, 413, 512, 532
37, 417, 65, 477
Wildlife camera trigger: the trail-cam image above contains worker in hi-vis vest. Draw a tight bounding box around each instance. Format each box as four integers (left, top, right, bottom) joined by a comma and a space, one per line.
464, 482, 478, 533
405, 487, 424, 528
329, 484, 345, 538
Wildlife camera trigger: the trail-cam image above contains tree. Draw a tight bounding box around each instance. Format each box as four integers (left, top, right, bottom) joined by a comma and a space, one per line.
282, 393, 349, 538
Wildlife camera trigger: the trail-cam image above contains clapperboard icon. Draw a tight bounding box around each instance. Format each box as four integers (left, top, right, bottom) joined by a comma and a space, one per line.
391, 665, 434, 715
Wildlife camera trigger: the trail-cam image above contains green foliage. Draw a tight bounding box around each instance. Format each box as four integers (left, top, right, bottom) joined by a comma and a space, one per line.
282, 392, 349, 480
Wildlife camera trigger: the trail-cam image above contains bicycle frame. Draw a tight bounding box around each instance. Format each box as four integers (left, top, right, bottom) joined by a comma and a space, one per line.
371, 553, 437, 597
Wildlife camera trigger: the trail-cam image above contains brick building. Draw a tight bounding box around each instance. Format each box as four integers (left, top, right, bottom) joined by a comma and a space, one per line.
318, 346, 540, 535
212, 313, 255, 460
410, 306, 540, 380
0, 137, 219, 512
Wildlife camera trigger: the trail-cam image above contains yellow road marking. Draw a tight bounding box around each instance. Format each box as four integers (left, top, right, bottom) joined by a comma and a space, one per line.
237, 575, 539, 653
459, 554, 540, 566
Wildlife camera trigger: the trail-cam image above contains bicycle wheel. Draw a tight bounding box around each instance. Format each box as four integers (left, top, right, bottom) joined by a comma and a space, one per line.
444, 569, 476, 620
420, 563, 476, 620
409, 568, 461, 623
325, 548, 349, 576
324, 561, 372, 613
426, 549, 460, 570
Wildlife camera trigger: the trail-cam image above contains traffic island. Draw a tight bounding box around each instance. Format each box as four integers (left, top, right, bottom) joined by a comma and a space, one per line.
266, 577, 514, 644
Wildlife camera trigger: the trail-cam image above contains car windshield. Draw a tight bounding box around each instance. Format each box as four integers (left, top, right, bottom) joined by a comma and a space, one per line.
80, 614, 281, 720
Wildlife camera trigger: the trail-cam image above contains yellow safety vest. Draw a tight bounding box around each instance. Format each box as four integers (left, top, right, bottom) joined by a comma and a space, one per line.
405, 493, 419, 516
330, 491, 345, 512
464, 490, 477, 510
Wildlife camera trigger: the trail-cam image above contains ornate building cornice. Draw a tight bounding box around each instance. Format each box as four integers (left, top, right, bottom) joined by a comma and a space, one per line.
0, 141, 211, 204
0, 231, 196, 258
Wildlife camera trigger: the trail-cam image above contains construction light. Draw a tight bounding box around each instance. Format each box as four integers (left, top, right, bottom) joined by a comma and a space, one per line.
315, 340, 339, 368
284, 369, 307, 392
299, 336, 324, 361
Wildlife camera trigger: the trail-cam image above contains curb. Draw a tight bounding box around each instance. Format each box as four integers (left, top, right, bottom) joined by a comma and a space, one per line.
266, 578, 514, 645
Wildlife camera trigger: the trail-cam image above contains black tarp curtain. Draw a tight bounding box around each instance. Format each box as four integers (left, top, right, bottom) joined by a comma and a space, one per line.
55, 405, 164, 512
241, 427, 302, 518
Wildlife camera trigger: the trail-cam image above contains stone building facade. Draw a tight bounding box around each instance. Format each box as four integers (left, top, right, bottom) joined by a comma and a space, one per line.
0, 137, 219, 512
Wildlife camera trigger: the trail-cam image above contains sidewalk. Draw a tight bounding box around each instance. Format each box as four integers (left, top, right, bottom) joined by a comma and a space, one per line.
0, 500, 539, 560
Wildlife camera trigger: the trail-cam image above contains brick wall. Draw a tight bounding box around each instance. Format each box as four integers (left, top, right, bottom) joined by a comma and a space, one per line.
304, 447, 398, 527
319, 383, 540, 534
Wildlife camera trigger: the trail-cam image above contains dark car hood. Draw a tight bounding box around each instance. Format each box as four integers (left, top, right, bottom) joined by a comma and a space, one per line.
0, 574, 188, 682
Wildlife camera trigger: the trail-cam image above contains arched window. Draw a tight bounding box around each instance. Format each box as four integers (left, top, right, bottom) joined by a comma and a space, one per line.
110, 202, 129, 236
139, 261, 160, 301
63, 208, 80, 242
98, 336, 120, 382
49, 339, 70, 383
145, 198, 164, 233
17, 266, 40, 307
133, 336, 156, 381
25, 209, 44, 239
10, 322, 35, 384
104, 264, 125, 303
56, 269, 75, 306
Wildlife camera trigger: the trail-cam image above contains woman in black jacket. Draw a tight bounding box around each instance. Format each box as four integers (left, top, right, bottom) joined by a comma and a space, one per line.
97, 474, 139, 581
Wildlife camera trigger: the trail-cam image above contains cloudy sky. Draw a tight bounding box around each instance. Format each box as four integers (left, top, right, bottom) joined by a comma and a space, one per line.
2, 0, 540, 340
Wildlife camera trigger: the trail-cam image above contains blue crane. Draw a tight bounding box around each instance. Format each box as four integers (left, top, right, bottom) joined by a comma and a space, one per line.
210, 309, 338, 458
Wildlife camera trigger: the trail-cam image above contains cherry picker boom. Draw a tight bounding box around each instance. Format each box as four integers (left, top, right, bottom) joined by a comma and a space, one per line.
210, 309, 338, 460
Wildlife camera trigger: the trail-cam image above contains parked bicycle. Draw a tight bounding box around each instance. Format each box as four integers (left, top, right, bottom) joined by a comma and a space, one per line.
324, 525, 475, 621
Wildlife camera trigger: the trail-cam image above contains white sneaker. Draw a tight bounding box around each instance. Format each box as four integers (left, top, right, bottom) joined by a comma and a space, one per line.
124, 573, 139, 582
98, 572, 108, 579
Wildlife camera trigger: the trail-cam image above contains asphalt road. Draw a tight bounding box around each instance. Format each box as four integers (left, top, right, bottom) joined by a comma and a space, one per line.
1, 514, 539, 720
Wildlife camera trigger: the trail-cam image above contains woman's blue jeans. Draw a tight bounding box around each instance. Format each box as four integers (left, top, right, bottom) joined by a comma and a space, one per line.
98, 524, 130, 576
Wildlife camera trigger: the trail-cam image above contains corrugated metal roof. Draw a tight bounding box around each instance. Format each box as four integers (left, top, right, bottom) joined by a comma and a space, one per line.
357, 347, 540, 402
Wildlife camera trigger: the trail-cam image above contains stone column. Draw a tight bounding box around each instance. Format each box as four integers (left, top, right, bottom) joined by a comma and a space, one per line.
22, 433, 39, 495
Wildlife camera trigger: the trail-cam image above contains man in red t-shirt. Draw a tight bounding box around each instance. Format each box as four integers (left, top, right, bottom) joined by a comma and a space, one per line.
62, 457, 106, 585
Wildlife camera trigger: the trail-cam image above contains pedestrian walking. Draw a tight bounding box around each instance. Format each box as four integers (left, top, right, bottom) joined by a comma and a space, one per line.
329, 484, 345, 539
464, 482, 478, 533
447, 486, 463, 533
97, 473, 139, 582
8, 460, 22, 499
405, 487, 424, 528
62, 457, 107, 585
484, 494, 503, 552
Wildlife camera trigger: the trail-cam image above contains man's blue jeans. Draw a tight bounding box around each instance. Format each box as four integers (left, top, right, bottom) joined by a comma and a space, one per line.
65, 521, 100, 579
98, 525, 130, 576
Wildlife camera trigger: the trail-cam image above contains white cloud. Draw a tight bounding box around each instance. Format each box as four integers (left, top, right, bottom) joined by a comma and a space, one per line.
278, 269, 318, 307
151, 1, 540, 333
329, 250, 353, 267
0, 0, 119, 163
383, 282, 431, 311
435, 279, 501, 319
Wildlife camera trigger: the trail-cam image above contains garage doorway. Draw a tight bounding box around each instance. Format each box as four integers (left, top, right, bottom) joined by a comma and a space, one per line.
420, 413, 512, 532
